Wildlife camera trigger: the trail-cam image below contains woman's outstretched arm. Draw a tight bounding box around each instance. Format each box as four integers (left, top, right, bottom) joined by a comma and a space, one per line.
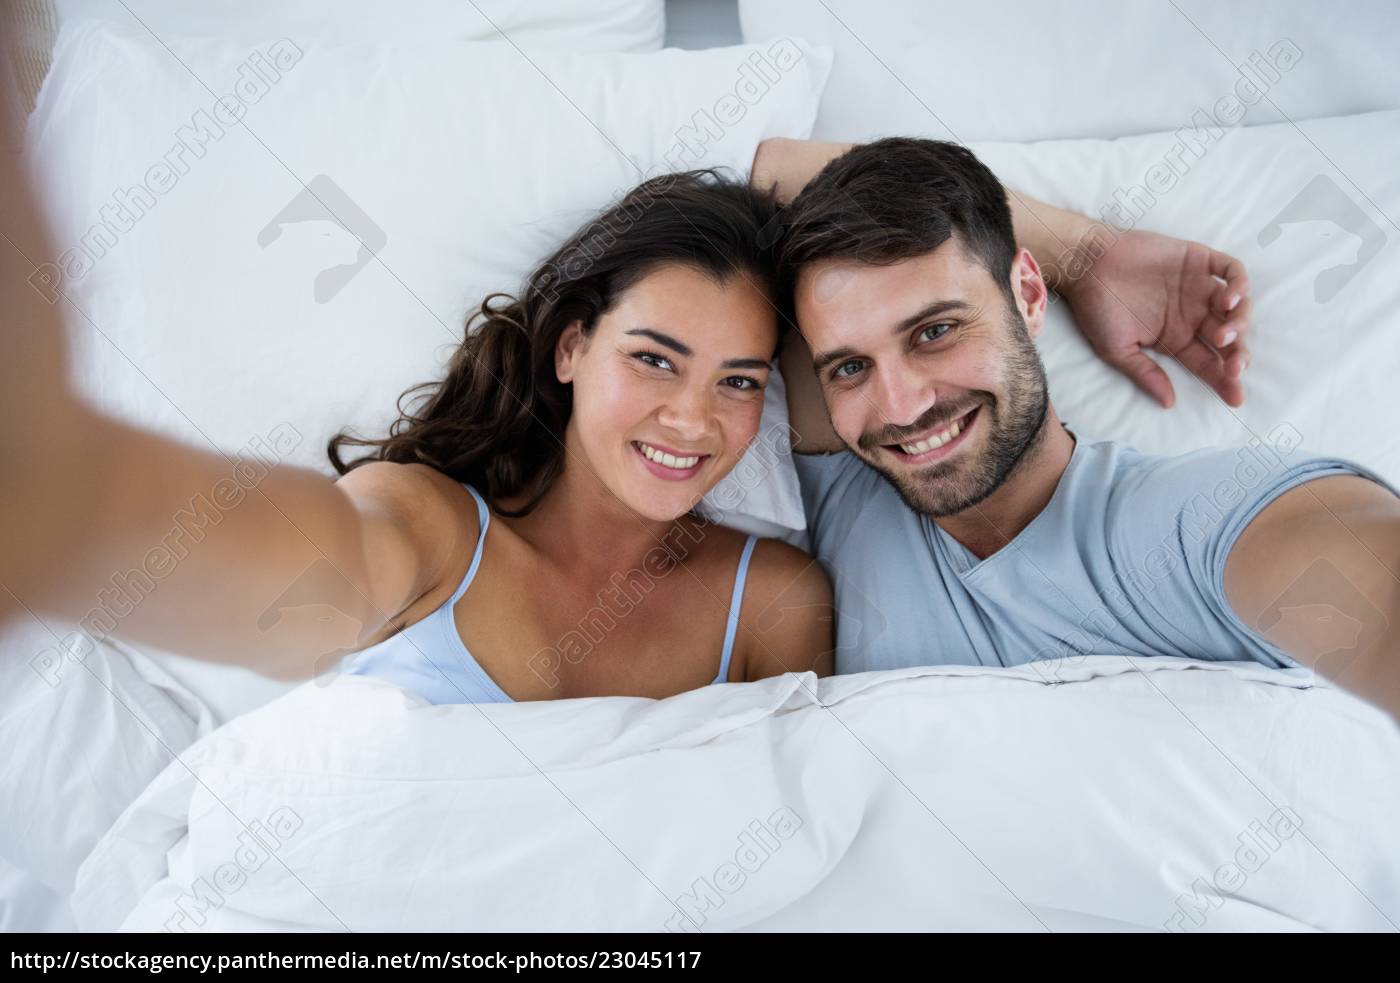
0, 102, 461, 679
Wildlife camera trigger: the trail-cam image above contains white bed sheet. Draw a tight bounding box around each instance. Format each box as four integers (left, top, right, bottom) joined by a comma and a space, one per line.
0, 618, 211, 928
74, 657, 1400, 933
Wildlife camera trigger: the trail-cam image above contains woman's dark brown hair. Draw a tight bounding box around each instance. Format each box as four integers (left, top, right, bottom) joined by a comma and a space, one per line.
328, 169, 781, 516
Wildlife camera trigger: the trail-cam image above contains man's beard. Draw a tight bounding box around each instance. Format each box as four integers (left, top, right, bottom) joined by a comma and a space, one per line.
855, 306, 1050, 519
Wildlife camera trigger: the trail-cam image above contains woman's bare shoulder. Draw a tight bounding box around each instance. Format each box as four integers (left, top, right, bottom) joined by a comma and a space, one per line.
336, 461, 476, 526
736, 536, 835, 680
744, 537, 830, 598
334, 462, 482, 602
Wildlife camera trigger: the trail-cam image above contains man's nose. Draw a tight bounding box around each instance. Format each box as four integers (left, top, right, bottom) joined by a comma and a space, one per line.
873, 361, 934, 431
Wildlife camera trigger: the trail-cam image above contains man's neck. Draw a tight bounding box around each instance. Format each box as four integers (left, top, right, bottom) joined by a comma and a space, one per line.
933, 406, 1077, 561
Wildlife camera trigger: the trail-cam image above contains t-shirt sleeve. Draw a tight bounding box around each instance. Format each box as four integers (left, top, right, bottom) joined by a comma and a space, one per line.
1109, 444, 1398, 670
792, 450, 870, 546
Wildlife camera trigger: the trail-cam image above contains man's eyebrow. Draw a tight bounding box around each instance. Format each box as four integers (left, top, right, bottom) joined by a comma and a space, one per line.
810, 300, 972, 375
625, 327, 692, 357
811, 345, 858, 374
893, 299, 972, 335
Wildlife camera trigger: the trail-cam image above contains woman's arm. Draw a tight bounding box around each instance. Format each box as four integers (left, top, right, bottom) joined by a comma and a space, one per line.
0, 104, 460, 679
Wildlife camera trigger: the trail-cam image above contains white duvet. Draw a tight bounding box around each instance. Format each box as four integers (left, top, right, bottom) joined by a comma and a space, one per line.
71, 656, 1399, 933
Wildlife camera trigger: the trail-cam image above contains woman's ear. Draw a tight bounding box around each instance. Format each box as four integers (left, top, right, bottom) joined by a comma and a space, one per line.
555, 320, 587, 383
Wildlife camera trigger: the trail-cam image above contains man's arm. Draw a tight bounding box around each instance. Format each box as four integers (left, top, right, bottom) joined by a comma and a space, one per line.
751, 137, 853, 206
777, 325, 843, 454
1224, 475, 1400, 724
752, 138, 851, 454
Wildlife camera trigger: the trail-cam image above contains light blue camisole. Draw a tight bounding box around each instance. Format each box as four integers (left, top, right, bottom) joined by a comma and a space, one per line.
338, 482, 759, 705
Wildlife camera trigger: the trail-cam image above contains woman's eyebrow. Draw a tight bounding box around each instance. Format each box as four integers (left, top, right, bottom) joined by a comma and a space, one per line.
625, 327, 691, 357
625, 328, 769, 370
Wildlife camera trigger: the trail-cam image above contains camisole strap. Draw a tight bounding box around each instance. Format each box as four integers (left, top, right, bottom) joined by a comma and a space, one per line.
448, 482, 492, 606
716, 535, 760, 684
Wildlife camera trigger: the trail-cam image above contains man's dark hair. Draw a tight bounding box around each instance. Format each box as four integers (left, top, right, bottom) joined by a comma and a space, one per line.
777, 138, 1018, 310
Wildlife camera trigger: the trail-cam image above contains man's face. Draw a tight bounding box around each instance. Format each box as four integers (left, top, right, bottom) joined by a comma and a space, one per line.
794, 235, 1051, 518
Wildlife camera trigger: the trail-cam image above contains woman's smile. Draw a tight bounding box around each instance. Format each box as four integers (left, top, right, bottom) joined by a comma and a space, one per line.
631, 440, 711, 481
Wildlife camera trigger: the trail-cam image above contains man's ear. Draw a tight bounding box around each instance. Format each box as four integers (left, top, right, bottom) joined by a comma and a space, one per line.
555, 320, 588, 383
1009, 248, 1049, 339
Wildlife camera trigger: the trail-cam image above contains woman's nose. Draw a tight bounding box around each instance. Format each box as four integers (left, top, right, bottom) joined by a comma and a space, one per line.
656, 385, 712, 441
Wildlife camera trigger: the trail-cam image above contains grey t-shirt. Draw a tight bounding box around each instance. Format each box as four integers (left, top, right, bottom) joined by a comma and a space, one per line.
794, 427, 1393, 676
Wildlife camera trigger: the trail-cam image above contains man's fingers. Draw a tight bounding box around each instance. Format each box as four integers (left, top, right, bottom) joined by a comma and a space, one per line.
1108, 348, 1176, 408
1206, 294, 1253, 349
1224, 341, 1251, 378
1208, 248, 1250, 301
1216, 299, 1252, 377
1208, 248, 1251, 347
1209, 329, 1251, 379
1211, 276, 1249, 318
1173, 336, 1244, 407
1172, 335, 1224, 381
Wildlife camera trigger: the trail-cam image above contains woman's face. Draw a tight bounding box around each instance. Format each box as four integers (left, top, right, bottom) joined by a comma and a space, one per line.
556, 264, 778, 522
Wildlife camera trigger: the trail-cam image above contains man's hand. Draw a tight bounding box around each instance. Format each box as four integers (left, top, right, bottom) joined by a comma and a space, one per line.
1055, 229, 1253, 409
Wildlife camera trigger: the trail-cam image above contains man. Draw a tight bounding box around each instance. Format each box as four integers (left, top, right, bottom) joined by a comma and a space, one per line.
754, 137, 1399, 724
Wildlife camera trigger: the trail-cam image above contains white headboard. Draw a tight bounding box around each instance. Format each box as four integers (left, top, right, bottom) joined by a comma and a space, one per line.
739, 0, 1400, 143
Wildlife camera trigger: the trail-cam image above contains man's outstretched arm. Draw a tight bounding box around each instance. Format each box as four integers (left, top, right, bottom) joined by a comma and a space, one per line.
751, 137, 1255, 452
1224, 475, 1400, 725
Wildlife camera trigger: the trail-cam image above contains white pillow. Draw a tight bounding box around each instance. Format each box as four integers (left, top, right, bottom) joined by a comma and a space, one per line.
740, 0, 1400, 142
27, 20, 830, 486
24, 19, 830, 722
53, 0, 666, 52
971, 110, 1400, 488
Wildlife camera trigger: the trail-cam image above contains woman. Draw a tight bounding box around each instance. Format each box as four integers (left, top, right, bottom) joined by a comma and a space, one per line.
2, 158, 835, 702
326, 171, 836, 702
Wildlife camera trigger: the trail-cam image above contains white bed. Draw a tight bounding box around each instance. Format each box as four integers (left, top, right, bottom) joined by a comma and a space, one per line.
4, 0, 1399, 933
71, 658, 1400, 933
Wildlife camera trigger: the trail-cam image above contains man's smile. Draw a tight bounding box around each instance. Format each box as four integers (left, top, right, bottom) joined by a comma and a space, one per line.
881, 406, 979, 464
